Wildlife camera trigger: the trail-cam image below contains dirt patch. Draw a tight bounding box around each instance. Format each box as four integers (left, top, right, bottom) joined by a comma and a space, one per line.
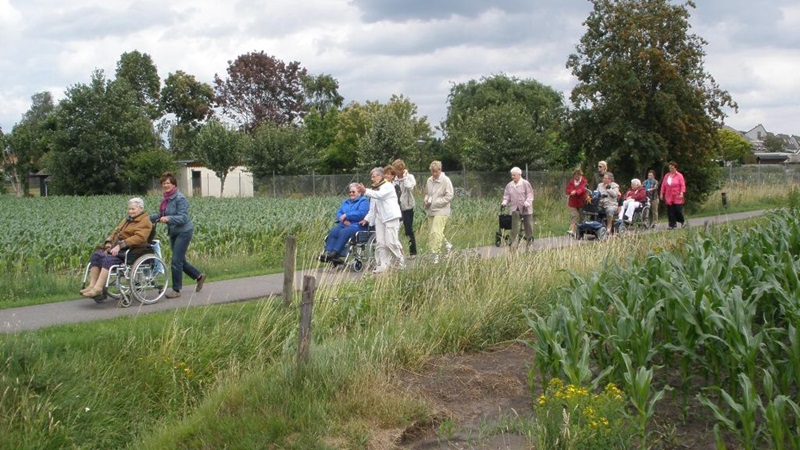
393, 343, 535, 449
391, 342, 733, 449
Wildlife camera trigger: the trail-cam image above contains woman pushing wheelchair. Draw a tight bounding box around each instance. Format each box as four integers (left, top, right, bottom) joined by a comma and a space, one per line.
81, 197, 152, 299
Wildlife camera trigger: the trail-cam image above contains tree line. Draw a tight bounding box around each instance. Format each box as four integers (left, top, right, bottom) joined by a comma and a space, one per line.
2, 0, 747, 204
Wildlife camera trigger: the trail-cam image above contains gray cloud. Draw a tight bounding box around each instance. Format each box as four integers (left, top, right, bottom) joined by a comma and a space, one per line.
349, 0, 560, 22
24, 2, 178, 41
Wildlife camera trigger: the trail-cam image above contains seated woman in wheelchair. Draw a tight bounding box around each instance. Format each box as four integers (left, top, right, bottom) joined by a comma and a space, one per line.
80, 197, 153, 298
618, 178, 647, 224
319, 183, 370, 263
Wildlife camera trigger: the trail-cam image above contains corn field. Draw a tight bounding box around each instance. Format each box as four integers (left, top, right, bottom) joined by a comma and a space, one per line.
526, 208, 800, 449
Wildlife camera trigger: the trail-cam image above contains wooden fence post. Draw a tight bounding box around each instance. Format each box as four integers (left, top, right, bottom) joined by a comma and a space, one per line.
283, 235, 296, 306
297, 275, 316, 367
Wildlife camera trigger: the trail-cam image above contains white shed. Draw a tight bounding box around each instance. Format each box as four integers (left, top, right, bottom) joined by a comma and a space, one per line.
175, 162, 254, 198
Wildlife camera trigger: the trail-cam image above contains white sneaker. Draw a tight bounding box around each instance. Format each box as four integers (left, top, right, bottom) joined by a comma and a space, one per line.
432, 254, 440, 264
444, 242, 453, 253
398, 258, 406, 269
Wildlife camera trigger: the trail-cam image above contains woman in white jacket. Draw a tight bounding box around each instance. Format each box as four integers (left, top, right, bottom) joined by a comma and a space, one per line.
358, 167, 404, 273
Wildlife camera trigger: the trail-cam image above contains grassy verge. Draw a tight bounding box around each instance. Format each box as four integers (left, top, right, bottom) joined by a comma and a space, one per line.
2, 210, 767, 448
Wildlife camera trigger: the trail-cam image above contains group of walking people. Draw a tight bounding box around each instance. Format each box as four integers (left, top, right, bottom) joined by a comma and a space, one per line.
566, 160, 687, 235
322, 159, 454, 273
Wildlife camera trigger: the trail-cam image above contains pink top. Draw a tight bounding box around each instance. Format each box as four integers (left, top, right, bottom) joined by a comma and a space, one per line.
660, 171, 686, 205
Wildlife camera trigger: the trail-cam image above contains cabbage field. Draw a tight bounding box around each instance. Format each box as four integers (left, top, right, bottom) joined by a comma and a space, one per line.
0, 195, 341, 274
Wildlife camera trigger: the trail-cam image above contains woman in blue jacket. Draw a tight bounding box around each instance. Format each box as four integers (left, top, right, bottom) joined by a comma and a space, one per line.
320, 183, 370, 263
150, 172, 205, 298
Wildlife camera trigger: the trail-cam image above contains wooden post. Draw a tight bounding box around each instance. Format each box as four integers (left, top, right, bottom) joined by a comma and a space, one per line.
297, 275, 316, 367
283, 235, 297, 306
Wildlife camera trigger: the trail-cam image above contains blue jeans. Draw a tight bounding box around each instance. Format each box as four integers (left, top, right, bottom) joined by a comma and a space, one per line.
325, 224, 360, 255
169, 229, 201, 291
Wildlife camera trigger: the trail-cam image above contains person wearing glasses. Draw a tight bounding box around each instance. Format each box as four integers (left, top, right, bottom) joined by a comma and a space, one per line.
319, 182, 370, 263
594, 160, 608, 187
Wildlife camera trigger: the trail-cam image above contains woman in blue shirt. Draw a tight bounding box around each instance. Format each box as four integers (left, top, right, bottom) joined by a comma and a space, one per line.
320, 183, 370, 263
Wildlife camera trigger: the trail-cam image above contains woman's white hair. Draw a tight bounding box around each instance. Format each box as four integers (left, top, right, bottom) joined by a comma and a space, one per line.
510, 167, 522, 175
128, 197, 145, 209
631, 178, 642, 187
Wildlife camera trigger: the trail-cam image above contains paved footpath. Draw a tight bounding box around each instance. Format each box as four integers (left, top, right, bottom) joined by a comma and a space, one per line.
0, 210, 767, 334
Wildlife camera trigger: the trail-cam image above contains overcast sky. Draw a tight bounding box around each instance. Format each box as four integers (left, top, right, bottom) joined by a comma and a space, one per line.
2, 0, 799, 137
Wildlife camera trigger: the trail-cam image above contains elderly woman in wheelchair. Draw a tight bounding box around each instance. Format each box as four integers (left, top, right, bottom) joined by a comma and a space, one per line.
319, 183, 370, 264
81, 197, 166, 305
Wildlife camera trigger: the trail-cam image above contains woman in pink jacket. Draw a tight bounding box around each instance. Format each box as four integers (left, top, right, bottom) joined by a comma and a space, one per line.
660, 161, 686, 229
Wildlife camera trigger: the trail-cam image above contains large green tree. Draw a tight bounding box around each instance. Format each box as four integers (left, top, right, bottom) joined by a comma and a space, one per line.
115, 50, 161, 120
48, 70, 158, 195
161, 70, 215, 158
357, 95, 431, 171
3, 92, 55, 196
214, 51, 307, 131
320, 97, 432, 174
194, 119, 249, 196
248, 123, 310, 177
567, 0, 736, 202
302, 73, 344, 116
442, 74, 568, 171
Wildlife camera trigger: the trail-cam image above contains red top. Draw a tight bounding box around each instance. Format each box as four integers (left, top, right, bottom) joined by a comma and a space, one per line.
565, 176, 588, 208
623, 186, 647, 202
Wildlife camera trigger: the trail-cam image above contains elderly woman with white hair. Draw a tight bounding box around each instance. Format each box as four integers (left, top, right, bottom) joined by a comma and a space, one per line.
358, 167, 404, 274
501, 166, 534, 247
618, 178, 647, 223
81, 197, 153, 299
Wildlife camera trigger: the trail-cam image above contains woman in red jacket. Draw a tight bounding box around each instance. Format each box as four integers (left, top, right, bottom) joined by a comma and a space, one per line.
660, 161, 686, 229
618, 178, 647, 223
565, 169, 588, 237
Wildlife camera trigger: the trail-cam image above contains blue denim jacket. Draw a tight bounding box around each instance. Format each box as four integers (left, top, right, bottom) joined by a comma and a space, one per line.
150, 190, 194, 237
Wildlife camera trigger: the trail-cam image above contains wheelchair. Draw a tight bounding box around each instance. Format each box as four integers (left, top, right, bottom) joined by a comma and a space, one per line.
576, 191, 622, 240
320, 227, 376, 273
616, 198, 652, 235
81, 236, 169, 308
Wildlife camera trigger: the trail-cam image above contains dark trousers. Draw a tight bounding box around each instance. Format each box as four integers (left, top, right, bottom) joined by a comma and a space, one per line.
400, 208, 417, 255
170, 229, 201, 291
666, 203, 685, 228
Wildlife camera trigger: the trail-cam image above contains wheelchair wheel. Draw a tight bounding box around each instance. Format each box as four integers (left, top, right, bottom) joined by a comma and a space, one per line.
494, 231, 502, 247
596, 227, 608, 241
104, 271, 122, 300
128, 254, 168, 305
638, 206, 650, 229
352, 258, 364, 273
364, 234, 376, 261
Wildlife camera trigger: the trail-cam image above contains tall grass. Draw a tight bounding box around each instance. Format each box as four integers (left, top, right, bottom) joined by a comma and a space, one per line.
1, 214, 722, 448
